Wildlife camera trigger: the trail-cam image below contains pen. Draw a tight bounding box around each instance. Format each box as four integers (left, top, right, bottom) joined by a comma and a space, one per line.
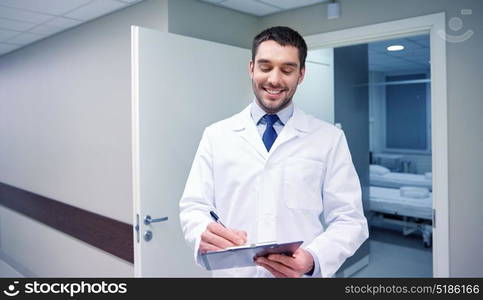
210, 210, 226, 228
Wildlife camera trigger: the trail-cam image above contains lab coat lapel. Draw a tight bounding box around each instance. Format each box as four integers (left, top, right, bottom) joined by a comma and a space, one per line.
231, 105, 268, 161
269, 106, 311, 154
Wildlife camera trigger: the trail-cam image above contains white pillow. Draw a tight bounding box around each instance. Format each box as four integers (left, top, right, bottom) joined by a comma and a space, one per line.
425, 172, 432, 180
400, 186, 430, 199
370, 164, 390, 176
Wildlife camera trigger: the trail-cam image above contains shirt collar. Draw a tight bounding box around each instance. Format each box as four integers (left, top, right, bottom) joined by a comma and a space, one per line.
250, 99, 294, 126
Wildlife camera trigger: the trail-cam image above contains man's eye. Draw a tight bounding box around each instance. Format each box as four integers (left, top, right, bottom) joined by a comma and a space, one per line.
282, 69, 294, 74
260, 67, 271, 72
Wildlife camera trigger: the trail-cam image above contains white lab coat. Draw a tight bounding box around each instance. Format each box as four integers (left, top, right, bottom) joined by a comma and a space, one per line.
179, 104, 368, 277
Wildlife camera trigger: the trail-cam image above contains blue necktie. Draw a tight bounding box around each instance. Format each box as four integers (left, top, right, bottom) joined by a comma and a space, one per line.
262, 114, 279, 152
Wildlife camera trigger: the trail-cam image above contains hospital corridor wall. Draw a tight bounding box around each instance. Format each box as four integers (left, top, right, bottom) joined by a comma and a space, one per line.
0, 0, 171, 277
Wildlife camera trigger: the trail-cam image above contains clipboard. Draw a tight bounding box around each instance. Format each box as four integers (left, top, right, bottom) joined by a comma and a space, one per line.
201, 240, 303, 270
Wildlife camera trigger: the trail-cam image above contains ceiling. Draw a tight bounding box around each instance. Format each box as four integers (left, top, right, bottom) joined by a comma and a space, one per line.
200, 0, 328, 16
369, 35, 430, 74
0, 0, 143, 56
0, 0, 429, 75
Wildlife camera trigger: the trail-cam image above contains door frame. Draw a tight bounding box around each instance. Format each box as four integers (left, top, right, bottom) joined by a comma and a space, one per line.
131, 25, 141, 277
303, 12, 449, 277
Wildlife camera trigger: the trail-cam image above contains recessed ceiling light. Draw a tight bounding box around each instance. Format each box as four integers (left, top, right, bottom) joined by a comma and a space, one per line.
387, 45, 405, 51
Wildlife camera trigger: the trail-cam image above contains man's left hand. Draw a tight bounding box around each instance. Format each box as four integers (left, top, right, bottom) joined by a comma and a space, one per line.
255, 248, 314, 278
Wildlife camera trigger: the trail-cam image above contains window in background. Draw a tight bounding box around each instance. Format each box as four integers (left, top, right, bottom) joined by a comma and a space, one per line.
385, 73, 430, 151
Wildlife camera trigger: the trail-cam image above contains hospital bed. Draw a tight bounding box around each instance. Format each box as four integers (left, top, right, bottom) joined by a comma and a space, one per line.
370, 164, 432, 191
369, 186, 433, 247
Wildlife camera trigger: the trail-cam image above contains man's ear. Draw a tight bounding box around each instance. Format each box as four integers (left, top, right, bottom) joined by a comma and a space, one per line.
248, 60, 254, 79
298, 66, 306, 84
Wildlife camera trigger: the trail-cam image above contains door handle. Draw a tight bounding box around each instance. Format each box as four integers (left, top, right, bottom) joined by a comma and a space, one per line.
144, 215, 168, 225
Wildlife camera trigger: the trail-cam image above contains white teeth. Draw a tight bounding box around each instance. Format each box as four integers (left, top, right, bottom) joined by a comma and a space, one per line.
266, 89, 283, 94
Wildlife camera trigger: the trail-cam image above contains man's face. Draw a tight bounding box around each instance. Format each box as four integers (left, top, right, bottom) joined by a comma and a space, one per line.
249, 40, 305, 114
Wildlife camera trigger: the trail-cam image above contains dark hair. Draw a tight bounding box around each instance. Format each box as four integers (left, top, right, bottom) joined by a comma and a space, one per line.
252, 26, 307, 69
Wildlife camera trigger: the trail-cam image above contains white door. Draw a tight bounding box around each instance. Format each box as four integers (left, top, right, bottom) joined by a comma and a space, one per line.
131, 26, 252, 277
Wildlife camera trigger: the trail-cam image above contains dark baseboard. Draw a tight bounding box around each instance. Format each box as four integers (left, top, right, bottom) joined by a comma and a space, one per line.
0, 182, 133, 264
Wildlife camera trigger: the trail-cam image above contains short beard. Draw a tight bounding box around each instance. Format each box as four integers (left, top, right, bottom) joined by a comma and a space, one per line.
252, 81, 294, 114
255, 95, 293, 114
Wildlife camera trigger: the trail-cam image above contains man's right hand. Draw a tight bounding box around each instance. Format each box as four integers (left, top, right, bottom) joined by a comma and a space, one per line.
199, 222, 247, 253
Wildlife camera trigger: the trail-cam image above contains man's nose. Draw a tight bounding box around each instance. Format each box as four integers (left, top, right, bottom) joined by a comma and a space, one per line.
267, 69, 282, 86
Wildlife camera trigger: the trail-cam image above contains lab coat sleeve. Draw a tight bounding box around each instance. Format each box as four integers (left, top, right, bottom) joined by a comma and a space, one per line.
179, 128, 216, 268
305, 130, 369, 278
304, 248, 321, 277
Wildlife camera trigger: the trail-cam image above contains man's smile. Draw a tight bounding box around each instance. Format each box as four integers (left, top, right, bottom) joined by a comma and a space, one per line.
263, 87, 286, 98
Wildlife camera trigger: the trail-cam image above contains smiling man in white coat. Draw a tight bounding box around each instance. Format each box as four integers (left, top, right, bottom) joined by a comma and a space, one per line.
179, 26, 368, 278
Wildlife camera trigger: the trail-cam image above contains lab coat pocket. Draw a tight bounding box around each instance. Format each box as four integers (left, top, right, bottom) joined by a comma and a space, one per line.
283, 158, 324, 211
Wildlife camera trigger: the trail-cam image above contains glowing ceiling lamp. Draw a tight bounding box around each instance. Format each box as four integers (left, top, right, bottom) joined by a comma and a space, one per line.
387, 45, 405, 51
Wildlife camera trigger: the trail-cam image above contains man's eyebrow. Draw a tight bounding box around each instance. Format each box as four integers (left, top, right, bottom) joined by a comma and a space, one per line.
256, 59, 299, 68
282, 62, 298, 68
256, 59, 271, 64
